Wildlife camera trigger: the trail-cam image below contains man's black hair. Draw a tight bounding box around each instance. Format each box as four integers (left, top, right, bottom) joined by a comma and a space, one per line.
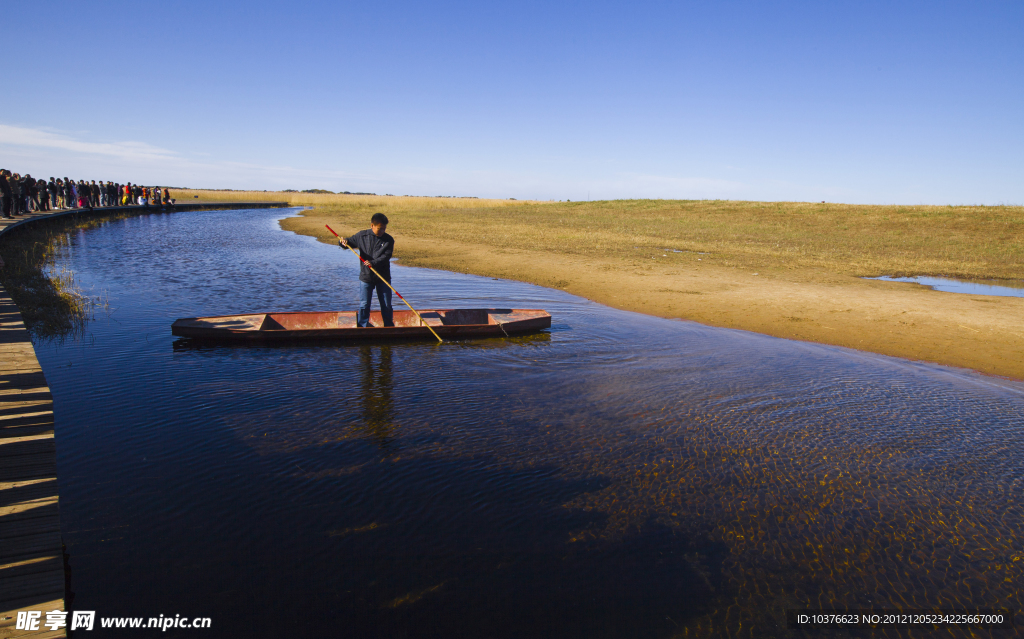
371, 213, 389, 226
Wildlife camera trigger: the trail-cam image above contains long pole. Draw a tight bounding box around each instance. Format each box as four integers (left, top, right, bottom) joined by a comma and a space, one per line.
325, 225, 443, 343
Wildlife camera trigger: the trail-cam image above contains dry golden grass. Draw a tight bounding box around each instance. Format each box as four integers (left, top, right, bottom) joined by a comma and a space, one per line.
173, 190, 1024, 280
173, 189, 537, 210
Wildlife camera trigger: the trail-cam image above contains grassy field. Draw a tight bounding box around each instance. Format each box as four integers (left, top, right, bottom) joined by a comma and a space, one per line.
176, 189, 1024, 280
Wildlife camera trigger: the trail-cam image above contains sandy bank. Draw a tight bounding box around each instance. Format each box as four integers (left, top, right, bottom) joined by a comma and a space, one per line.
381, 238, 1024, 380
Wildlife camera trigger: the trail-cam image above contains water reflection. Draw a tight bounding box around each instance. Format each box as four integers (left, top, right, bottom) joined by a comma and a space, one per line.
358, 345, 395, 448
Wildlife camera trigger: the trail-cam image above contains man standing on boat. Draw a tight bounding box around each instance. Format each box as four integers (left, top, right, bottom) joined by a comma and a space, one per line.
338, 213, 395, 327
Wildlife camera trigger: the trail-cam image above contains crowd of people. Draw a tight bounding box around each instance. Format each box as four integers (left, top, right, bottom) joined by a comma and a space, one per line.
0, 169, 175, 219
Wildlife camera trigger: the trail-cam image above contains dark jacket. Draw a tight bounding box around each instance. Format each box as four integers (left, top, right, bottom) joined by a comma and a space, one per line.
345, 229, 394, 284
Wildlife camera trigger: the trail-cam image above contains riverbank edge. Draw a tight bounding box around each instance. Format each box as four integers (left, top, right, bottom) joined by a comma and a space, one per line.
281, 214, 1024, 381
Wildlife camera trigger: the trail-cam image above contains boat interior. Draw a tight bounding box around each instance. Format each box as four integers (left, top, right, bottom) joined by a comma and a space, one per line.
176, 309, 539, 331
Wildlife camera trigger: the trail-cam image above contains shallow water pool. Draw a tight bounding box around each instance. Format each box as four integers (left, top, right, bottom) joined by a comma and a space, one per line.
867, 275, 1024, 298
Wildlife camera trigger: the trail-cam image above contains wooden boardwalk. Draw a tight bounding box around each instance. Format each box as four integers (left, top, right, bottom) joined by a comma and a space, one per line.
0, 284, 65, 639
0, 200, 289, 637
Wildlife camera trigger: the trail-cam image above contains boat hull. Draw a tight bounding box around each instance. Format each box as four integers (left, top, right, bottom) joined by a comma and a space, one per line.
171, 309, 551, 342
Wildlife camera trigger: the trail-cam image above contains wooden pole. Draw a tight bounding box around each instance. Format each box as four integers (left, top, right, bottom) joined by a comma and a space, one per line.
325, 225, 443, 343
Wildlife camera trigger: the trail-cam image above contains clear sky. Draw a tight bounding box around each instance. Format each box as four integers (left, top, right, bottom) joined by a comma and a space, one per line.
1, 1, 1021, 204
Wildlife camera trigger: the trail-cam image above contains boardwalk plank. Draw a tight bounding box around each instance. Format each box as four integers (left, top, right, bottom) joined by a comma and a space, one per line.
0, 466, 58, 482
0, 501, 59, 520
0, 452, 57, 468
0, 597, 66, 638
0, 569, 64, 602
0, 516, 62, 539
0, 443, 56, 460
0, 557, 63, 581
0, 481, 60, 509
0, 427, 55, 441
0, 531, 63, 562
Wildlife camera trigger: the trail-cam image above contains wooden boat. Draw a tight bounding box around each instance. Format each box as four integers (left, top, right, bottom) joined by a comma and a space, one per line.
171, 308, 551, 341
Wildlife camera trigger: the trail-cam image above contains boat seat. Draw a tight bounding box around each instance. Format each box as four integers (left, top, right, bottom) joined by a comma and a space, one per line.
179, 315, 265, 331
417, 312, 443, 327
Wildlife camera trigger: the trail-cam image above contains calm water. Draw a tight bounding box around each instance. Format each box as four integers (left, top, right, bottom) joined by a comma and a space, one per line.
867, 275, 1024, 298
36, 208, 1024, 638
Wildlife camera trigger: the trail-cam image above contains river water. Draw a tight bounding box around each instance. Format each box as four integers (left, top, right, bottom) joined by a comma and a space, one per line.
35, 208, 1024, 637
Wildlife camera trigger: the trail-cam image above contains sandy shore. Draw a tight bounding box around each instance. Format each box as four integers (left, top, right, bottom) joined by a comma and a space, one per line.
285, 221, 1024, 380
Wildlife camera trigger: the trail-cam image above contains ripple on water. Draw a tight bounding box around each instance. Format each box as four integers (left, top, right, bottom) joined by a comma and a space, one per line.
34, 207, 1024, 638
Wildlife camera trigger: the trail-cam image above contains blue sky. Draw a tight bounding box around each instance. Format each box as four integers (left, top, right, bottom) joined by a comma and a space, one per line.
1, 0, 1021, 203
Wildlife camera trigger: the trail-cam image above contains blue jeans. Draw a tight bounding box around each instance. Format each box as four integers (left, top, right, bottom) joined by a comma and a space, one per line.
358, 280, 394, 327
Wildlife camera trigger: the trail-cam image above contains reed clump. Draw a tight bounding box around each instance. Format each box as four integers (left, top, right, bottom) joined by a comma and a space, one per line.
0, 214, 128, 340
